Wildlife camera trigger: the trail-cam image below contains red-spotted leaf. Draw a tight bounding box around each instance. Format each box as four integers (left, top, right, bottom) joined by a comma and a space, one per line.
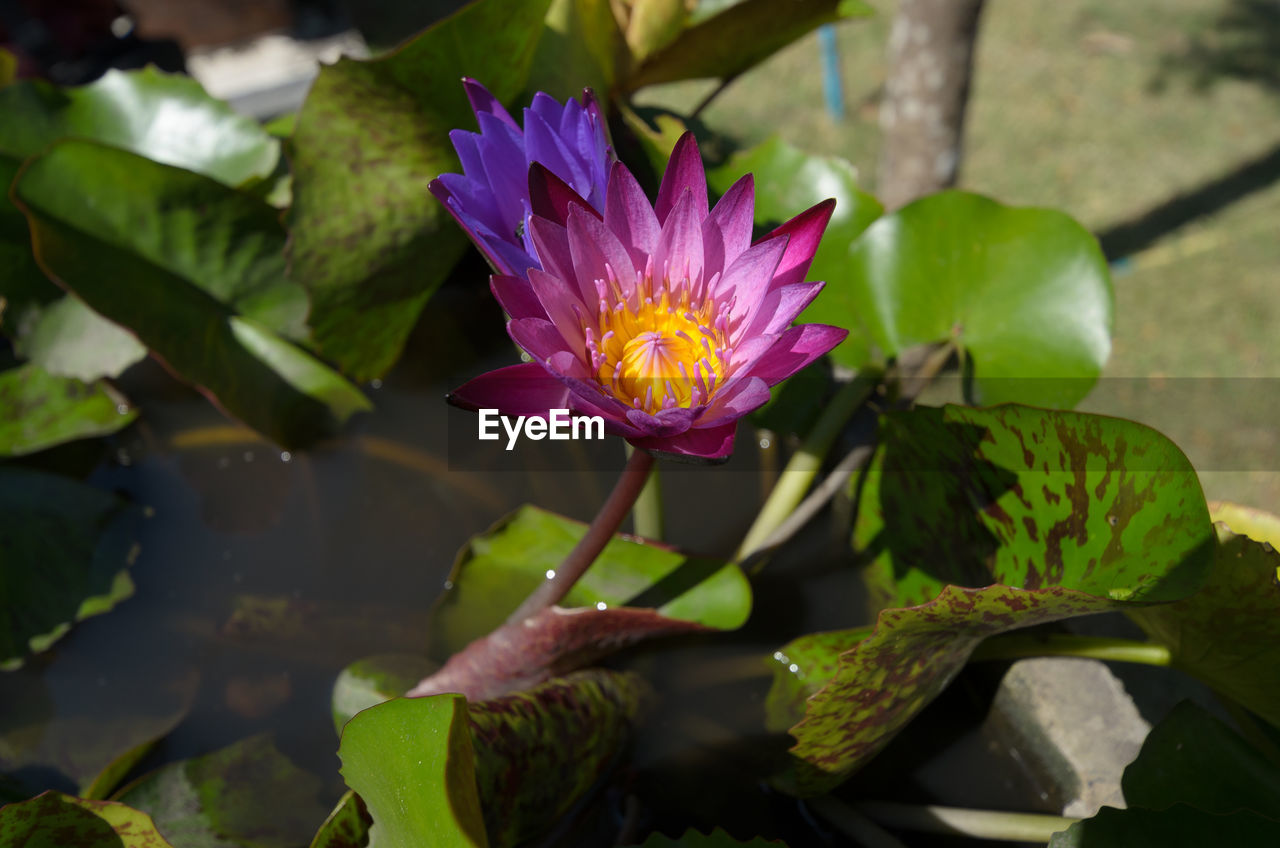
286, 0, 552, 380
0, 792, 176, 847
0, 362, 136, 456
1128, 505, 1280, 728
309, 791, 372, 848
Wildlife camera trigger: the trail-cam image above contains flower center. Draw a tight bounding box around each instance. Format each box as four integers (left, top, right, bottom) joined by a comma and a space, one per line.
584, 270, 730, 414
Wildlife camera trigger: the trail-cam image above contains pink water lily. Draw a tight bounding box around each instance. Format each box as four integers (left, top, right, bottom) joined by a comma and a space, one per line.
450, 133, 847, 461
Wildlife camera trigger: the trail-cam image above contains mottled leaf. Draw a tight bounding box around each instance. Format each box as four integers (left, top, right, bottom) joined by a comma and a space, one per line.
1121, 701, 1280, 818
286, 0, 552, 380
0, 791, 177, 848
629, 829, 789, 847
1048, 805, 1280, 847
0, 468, 144, 670
429, 504, 751, 659
769, 405, 1214, 793
627, 0, 872, 90
841, 191, 1113, 407
469, 670, 650, 847
1129, 511, 1280, 728
114, 734, 328, 848
0, 363, 136, 455
707, 136, 883, 367
14, 140, 370, 448
309, 791, 371, 848
331, 653, 436, 734
338, 695, 489, 848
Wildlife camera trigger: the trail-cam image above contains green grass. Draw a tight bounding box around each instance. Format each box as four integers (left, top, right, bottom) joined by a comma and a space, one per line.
639, 0, 1280, 508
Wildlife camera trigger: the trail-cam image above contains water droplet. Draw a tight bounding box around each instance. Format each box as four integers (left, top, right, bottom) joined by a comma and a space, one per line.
788, 663, 799, 674
115, 448, 132, 466
442, 580, 454, 590
759, 437, 771, 449
773, 651, 784, 661
545, 569, 556, 580
115, 403, 130, 415
595, 601, 607, 611
280, 451, 292, 463
370, 379, 383, 390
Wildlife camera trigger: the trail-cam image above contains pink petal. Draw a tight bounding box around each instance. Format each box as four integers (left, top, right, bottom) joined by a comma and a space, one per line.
528, 162, 594, 228
490, 275, 547, 320
655, 132, 708, 226
568, 205, 639, 300
749, 282, 826, 336
448, 362, 570, 417
625, 406, 698, 438
695, 376, 771, 428
653, 188, 705, 293
462, 78, 519, 128
528, 267, 586, 350
631, 422, 737, 462
765, 198, 835, 288
744, 323, 847, 386
704, 173, 755, 275
508, 317, 575, 364
528, 217, 578, 293
713, 235, 788, 317
605, 162, 661, 266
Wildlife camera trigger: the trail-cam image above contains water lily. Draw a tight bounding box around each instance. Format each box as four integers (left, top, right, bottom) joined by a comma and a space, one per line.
429, 78, 612, 278
450, 133, 847, 461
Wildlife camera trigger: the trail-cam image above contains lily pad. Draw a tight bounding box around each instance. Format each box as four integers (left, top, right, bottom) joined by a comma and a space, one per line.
768, 404, 1214, 793
309, 791, 372, 848
15, 296, 147, 383
286, 0, 552, 381
0, 362, 136, 456
114, 734, 328, 848
1048, 804, 1280, 847
0, 468, 144, 670
428, 504, 751, 660
338, 694, 489, 848
840, 191, 1113, 408
626, 0, 872, 90
0, 791, 177, 848
331, 653, 437, 734
528, 0, 622, 102
14, 140, 370, 448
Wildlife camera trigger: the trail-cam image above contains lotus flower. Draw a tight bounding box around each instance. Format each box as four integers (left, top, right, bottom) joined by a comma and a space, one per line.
429, 78, 612, 279
450, 133, 848, 461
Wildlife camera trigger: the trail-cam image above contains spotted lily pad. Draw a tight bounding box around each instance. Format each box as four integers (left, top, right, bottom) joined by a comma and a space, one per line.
0, 791, 176, 847
0, 362, 136, 456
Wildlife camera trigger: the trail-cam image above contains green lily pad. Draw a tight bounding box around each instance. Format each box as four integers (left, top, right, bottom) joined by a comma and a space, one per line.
428, 504, 751, 660
841, 191, 1114, 408
0, 791, 177, 848
629, 829, 789, 846
528, 0, 622, 102
1048, 804, 1280, 847
469, 670, 650, 847
1121, 701, 1280, 818
331, 653, 437, 734
626, 0, 872, 90
286, 0, 552, 381
309, 791, 371, 848
768, 404, 1214, 793
1129, 514, 1280, 728
15, 296, 147, 383
338, 694, 489, 848
707, 136, 884, 368
14, 140, 370, 448
114, 734, 328, 848
0, 468, 145, 670
0, 362, 136, 456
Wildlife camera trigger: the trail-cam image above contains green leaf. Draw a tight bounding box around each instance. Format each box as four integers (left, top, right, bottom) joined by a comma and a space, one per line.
286, 0, 553, 381
627, 0, 872, 90
629, 828, 788, 846
841, 191, 1114, 408
769, 404, 1214, 793
0, 791, 177, 848
0, 363, 136, 455
529, 0, 623, 101
338, 695, 489, 848
707, 136, 883, 367
0, 468, 144, 669
114, 734, 329, 848
0, 49, 14, 89
469, 670, 649, 847
15, 296, 147, 382
1129, 517, 1280, 728
14, 140, 370, 448
331, 653, 437, 734
623, 0, 689, 63
310, 791, 372, 848
428, 504, 751, 660
1121, 701, 1280, 818
1048, 805, 1280, 847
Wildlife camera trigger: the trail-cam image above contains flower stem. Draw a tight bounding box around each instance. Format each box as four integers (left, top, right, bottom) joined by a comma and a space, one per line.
505, 448, 656, 624
855, 800, 1077, 843
626, 443, 664, 540
970, 633, 1173, 667
735, 372, 878, 561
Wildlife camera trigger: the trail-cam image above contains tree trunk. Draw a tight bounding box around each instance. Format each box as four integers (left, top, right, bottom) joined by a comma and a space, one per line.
876, 0, 986, 211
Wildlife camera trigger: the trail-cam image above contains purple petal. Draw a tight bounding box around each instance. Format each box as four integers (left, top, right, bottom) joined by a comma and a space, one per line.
528, 267, 586, 351
764, 198, 835, 288
430, 181, 520, 277
490, 275, 547, 321
704, 173, 755, 275
655, 133, 708, 226
528, 217, 579, 296
528, 162, 594, 227
625, 406, 698, 438
509, 317, 575, 364
631, 422, 737, 462
529, 91, 566, 128
744, 323, 848, 386
568, 205, 639, 300
449, 362, 569, 417
525, 108, 589, 197
462, 78, 519, 128
475, 112, 529, 235
605, 162, 661, 267
653, 188, 705, 293
695, 376, 771, 428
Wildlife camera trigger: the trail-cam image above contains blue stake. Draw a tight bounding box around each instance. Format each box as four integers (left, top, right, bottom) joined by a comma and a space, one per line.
819, 24, 845, 121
